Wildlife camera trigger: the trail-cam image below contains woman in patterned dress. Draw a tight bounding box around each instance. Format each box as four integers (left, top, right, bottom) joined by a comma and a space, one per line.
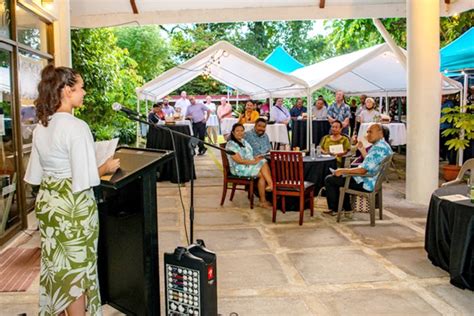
225, 123, 273, 208
24, 65, 120, 315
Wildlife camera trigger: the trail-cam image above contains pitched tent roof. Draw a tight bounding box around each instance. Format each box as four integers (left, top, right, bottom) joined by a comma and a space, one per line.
291, 43, 462, 96
440, 27, 474, 73
136, 41, 309, 101
264, 46, 304, 73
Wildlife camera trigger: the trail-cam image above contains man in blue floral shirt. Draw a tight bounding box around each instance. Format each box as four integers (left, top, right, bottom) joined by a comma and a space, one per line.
327, 90, 351, 135
244, 118, 271, 156
324, 123, 393, 215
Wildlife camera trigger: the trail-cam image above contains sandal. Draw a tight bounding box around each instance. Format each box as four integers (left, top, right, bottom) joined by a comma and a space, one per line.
265, 186, 273, 192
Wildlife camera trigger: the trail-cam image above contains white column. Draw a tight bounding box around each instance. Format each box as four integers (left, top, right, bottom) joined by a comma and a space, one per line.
53, 0, 72, 67
406, 0, 441, 204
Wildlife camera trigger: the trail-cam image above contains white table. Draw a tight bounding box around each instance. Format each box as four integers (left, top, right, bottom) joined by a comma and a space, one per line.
220, 117, 238, 135
358, 122, 406, 146
244, 123, 289, 145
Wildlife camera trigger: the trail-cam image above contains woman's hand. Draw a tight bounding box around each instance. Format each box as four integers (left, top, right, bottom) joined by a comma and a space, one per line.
99, 157, 120, 176
356, 141, 364, 150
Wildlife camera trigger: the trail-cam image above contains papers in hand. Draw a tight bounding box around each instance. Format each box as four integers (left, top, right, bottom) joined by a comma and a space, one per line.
439, 194, 469, 202
95, 138, 119, 167
329, 167, 336, 174
329, 144, 344, 154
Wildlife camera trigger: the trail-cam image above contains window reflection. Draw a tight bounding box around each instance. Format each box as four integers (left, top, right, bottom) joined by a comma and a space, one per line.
0, 1, 11, 39
16, 5, 48, 53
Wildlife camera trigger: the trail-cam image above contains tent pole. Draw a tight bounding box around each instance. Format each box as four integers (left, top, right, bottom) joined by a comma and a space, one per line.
458, 73, 468, 166
307, 90, 313, 151
136, 98, 141, 147
385, 93, 389, 114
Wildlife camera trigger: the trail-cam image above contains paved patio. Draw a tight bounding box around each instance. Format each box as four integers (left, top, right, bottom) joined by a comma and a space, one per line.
1, 148, 473, 315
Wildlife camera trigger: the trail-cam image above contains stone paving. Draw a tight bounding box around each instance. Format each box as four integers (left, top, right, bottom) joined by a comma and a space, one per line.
1, 148, 473, 315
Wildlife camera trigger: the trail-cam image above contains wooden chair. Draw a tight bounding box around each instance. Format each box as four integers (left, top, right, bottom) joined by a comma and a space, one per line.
219, 143, 257, 209
337, 154, 393, 226
442, 158, 474, 187
270, 151, 315, 225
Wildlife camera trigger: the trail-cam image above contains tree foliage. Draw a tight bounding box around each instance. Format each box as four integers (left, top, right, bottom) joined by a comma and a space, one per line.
113, 25, 173, 81
71, 28, 143, 143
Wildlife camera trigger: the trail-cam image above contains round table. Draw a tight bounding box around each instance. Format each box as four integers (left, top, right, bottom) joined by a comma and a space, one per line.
425, 184, 474, 290
146, 125, 195, 183
358, 122, 406, 146
291, 120, 331, 150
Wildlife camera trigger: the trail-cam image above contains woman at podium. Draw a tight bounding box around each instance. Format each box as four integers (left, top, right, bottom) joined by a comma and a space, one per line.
24, 65, 120, 316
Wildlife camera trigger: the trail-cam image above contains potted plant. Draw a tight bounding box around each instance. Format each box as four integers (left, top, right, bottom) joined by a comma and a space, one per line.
440, 104, 474, 181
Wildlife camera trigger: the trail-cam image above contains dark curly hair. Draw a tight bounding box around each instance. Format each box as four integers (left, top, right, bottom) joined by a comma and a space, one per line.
34, 64, 79, 127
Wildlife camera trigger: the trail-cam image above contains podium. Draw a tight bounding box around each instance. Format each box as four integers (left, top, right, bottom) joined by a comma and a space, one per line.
96, 147, 173, 315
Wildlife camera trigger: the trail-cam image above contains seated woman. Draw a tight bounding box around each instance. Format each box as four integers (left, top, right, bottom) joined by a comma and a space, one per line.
358, 97, 381, 124
226, 123, 273, 208
320, 120, 350, 167
238, 101, 260, 124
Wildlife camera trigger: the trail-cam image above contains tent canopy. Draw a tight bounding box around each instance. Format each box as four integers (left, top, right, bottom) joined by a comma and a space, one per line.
292, 43, 462, 96
264, 46, 304, 73
136, 41, 308, 101
440, 27, 474, 73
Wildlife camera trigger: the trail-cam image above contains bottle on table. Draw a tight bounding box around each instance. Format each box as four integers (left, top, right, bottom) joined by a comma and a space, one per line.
316, 145, 322, 158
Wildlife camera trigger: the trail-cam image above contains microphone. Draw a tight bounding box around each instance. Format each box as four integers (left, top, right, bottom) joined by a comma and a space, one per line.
112, 102, 141, 117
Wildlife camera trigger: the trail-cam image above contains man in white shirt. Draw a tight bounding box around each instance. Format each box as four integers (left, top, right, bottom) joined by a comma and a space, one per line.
175, 91, 191, 116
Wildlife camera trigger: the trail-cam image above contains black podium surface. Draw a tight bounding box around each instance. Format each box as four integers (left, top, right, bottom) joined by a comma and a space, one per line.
146, 124, 195, 183
425, 184, 474, 290
97, 147, 173, 315
291, 120, 331, 150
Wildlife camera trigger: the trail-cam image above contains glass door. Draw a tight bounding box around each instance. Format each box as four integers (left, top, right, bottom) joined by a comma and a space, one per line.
0, 45, 20, 238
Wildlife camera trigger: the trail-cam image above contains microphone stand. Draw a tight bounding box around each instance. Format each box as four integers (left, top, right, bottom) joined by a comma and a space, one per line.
120, 112, 234, 245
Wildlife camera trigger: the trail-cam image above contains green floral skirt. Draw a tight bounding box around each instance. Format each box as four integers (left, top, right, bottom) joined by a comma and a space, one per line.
35, 177, 102, 315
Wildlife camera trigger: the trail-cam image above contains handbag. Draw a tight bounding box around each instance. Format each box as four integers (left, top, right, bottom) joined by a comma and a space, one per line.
351, 195, 370, 213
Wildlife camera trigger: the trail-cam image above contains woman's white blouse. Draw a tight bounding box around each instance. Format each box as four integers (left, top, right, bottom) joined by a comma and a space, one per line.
24, 112, 100, 193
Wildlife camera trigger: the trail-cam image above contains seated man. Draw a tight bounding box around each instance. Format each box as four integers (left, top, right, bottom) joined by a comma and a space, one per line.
148, 103, 165, 124
311, 99, 328, 120
290, 98, 307, 119
238, 101, 260, 124
324, 123, 393, 215
244, 118, 271, 156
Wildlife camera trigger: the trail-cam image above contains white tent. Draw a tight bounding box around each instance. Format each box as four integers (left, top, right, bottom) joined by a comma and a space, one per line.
136, 41, 308, 101
291, 43, 462, 97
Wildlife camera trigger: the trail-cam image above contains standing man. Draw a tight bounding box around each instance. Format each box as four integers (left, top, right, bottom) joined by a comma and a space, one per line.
161, 97, 175, 116
244, 118, 271, 156
290, 98, 307, 119
175, 91, 191, 117
327, 90, 351, 135
270, 98, 291, 125
217, 97, 233, 120
186, 96, 211, 155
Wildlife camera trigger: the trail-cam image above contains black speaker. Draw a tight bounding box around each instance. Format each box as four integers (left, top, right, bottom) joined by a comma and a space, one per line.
164, 240, 217, 316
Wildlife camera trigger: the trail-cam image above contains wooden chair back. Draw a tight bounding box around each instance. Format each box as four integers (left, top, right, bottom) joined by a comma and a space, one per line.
270, 151, 304, 191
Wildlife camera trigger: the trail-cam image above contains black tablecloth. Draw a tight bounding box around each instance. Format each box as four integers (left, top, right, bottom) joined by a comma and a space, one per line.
146, 125, 195, 183
425, 184, 474, 290
273, 155, 336, 211
291, 120, 331, 150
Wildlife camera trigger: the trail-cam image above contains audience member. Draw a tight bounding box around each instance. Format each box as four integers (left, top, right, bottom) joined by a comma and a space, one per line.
319, 120, 350, 167
440, 95, 456, 164
226, 123, 273, 208
185, 96, 210, 155
327, 90, 351, 134
205, 96, 219, 144
217, 97, 233, 120
311, 99, 328, 120
161, 97, 175, 116
358, 97, 380, 123
324, 123, 393, 215
270, 98, 291, 125
175, 91, 191, 116
148, 103, 165, 124
244, 118, 271, 156
238, 101, 260, 124
290, 98, 307, 118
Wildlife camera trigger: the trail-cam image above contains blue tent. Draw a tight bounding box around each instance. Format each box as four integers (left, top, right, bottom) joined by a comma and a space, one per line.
264, 46, 304, 73
440, 27, 474, 73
